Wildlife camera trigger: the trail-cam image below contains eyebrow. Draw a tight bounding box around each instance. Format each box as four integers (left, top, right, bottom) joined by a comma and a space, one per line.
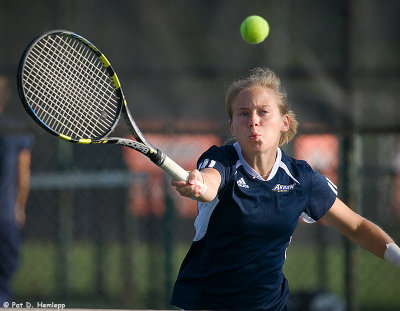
234, 104, 272, 110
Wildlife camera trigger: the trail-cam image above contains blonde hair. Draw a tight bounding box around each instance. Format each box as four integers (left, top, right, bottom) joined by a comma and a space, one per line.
225, 67, 298, 146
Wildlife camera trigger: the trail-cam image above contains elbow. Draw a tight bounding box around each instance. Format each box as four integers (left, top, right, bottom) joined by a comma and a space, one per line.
339, 215, 364, 241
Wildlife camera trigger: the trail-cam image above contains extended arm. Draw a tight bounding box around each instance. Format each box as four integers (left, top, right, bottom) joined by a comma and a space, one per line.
171, 167, 221, 202
322, 198, 400, 268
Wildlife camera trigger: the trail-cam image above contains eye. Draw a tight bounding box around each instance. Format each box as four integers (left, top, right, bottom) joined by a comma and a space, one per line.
239, 111, 248, 117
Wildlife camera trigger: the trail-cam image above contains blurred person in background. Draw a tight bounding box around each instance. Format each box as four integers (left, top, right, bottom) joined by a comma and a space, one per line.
0, 75, 34, 304
392, 144, 400, 220
170, 67, 400, 311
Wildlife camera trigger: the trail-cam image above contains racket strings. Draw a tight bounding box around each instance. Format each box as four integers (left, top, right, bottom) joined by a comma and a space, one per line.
49, 38, 114, 136
25, 40, 111, 139
54, 37, 118, 129
22, 33, 120, 139
35, 35, 116, 136
28, 42, 85, 134
38, 35, 117, 137
25, 38, 98, 135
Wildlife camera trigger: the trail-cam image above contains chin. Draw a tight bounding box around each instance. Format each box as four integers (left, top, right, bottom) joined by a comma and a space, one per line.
251, 141, 278, 152
245, 141, 264, 152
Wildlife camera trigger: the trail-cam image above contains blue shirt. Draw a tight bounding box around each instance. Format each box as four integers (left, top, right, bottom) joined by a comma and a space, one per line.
171, 143, 337, 311
0, 134, 34, 221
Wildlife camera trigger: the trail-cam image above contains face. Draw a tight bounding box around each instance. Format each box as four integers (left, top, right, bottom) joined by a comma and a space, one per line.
229, 86, 289, 155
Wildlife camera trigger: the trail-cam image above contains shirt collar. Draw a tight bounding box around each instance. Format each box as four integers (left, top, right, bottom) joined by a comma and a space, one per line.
233, 142, 282, 181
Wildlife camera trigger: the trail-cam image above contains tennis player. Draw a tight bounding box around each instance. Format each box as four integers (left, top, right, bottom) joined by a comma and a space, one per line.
170, 68, 400, 311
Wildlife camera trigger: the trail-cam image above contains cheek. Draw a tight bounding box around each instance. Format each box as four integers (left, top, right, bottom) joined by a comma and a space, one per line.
231, 126, 239, 138
230, 119, 240, 136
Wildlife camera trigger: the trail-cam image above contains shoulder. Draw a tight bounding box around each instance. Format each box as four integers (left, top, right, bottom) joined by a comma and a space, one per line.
205, 144, 237, 157
280, 150, 313, 177
0, 134, 34, 151
279, 150, 325, 192
198, 144, 238, 167
280, 150, 337, 196
197, 145, 238, 188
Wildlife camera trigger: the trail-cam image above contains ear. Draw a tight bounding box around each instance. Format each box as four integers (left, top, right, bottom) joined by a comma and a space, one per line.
281, 114, 290, 132
229, 119, 234, 135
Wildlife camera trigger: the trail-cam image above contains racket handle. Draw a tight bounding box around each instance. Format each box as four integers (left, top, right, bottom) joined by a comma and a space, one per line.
160, 155, 207, 196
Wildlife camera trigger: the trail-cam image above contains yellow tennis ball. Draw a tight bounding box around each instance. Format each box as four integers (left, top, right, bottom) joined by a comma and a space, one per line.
240, 15, 270, 44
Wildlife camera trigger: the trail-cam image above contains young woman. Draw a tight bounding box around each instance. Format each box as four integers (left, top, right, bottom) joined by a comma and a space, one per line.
170, 67, 400, 311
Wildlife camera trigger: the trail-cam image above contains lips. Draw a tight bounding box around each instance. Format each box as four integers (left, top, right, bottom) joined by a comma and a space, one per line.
248, 132, 261, 140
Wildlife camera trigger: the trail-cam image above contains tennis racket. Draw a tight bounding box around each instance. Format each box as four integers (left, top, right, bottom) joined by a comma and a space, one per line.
17, 29, 206, 193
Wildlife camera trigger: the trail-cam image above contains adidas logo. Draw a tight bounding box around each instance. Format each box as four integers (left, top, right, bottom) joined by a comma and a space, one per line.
237, 178, 249, 188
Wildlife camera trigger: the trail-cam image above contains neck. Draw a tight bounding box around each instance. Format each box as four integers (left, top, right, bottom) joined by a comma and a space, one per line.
241, 148, 277, 179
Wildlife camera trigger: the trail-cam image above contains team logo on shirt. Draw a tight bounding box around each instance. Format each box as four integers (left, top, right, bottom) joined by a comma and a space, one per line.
272, 183, 296, 192
237, 177, 249, 188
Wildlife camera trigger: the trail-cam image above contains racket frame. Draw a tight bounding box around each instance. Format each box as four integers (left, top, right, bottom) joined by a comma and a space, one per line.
17, 30, 193, 182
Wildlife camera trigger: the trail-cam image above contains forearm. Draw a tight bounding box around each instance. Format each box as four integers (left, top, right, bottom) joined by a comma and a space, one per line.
345, 218, 394, 260
336, 215, 400, 270
171, 167, 221, 202
17, 150, 31, 206
16, 176, 31, 211
324, 198, 398, 267
197, 169, 219, 202
15, 149, 31, 226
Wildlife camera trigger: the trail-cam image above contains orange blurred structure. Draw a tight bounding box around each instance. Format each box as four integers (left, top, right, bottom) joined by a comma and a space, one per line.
294, 134, 339, 185
123, 134, 221, 218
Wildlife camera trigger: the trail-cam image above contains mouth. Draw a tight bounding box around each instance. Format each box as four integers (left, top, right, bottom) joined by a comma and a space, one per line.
248, 132, 261, 140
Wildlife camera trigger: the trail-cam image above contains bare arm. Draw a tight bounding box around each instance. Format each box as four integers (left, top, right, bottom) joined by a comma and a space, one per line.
322, 197, 394, 260
171, 167, 221, 202
15, 149, 31, 227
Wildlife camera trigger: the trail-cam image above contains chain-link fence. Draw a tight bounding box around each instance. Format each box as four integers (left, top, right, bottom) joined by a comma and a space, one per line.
1, 0, 400, 310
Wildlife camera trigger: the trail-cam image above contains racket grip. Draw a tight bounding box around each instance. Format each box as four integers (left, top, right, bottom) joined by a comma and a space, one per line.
160, 155, 207, 196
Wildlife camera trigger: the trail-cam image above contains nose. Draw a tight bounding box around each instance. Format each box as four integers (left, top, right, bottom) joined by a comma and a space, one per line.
248, 112, 260, 128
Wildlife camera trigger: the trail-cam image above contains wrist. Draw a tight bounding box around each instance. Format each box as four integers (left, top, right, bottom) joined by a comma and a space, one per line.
384, 243, 400, 269
198, 173, 207, 198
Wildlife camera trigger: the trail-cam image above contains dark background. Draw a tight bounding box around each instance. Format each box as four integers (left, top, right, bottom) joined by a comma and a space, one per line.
1, 1, 399, 310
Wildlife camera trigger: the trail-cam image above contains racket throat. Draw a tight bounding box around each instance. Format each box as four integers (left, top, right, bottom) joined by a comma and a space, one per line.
149, 148, 166, 166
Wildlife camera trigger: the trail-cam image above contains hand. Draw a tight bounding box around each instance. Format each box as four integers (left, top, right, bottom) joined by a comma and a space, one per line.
171, 169, 205, 200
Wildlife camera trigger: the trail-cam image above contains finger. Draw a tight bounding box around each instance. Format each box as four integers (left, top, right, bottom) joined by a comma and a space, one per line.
171, 179, 187, 187
188, 169, 202, 185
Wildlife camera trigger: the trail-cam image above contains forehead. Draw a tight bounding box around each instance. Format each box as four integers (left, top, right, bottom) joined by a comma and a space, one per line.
232, 86, 279, 108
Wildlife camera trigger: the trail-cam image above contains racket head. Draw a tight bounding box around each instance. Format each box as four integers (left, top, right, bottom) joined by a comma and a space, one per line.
17, 30, 123, 143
